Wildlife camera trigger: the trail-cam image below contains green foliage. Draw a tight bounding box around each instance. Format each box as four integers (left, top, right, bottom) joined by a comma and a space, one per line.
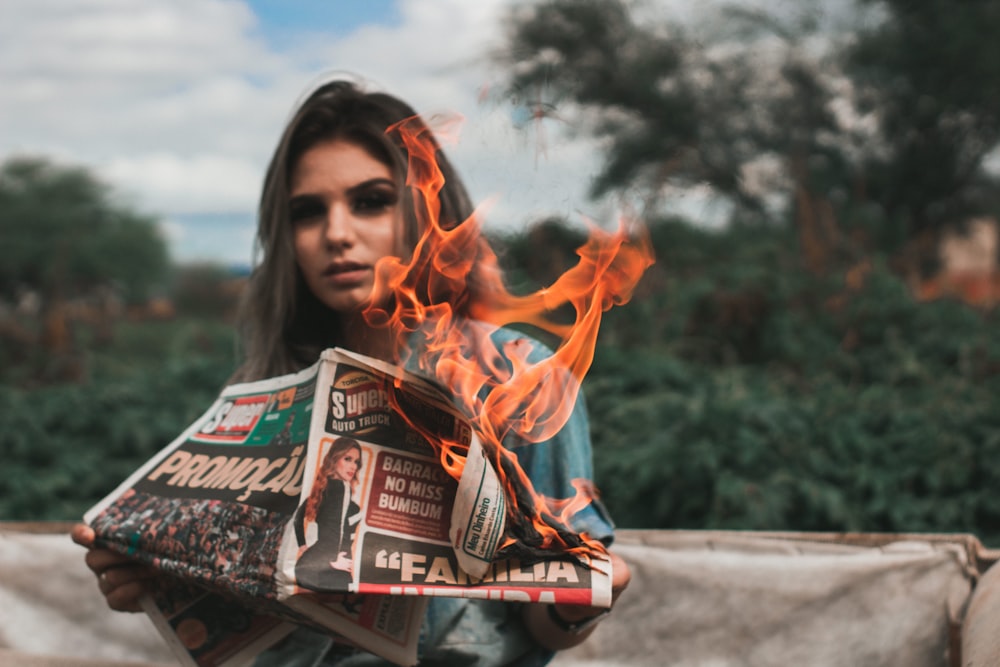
0, 321, 234, 520
86, 318, 239, 382
170, 263, 245, 320
488, 214, 1000, 543
575, 217, 1000, 544
496, 0, 698, 200
490, 217, 589, 293
847, 0, 1000, 234
0, 156, 169, 304
495, 0, 852, 218
3, 205, 998, 550
588, 349, 1000, 540
496, 0, 1000, 276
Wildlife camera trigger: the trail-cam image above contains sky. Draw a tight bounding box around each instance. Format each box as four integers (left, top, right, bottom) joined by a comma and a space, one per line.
0, 0, 808, 267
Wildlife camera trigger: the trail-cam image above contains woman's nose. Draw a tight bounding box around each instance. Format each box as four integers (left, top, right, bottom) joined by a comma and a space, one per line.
324, 204, 356, 246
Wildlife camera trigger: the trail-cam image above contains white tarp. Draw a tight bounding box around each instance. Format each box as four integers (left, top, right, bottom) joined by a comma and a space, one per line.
0, 525, 986, 667
0, 526, 173, 666
552, 530, 977, 667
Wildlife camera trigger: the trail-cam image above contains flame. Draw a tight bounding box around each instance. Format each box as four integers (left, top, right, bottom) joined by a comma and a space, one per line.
365, 115, 654, 560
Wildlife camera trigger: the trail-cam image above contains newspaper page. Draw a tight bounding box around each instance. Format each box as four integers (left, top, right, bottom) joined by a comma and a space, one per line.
276, 349, 612, 609
84, 347, 611, 667
83, 360, 424, 666
138, 580, 295, 667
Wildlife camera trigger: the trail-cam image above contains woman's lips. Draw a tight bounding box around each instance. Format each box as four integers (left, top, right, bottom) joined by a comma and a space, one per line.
323, 262, 369, 285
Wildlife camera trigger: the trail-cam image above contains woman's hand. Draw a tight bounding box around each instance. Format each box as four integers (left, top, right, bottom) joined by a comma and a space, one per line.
330, 551, 353, 572
522, 548, 632, 651
71, 523, 158, 613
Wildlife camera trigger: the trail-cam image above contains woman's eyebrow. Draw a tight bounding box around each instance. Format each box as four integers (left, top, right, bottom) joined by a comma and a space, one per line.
346, 177, 396, 196
288, 192, 321, 205
289, 177, 396, 200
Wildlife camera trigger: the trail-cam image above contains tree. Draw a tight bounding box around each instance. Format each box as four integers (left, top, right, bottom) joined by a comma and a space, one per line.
494, 0, 862, 273
0, 156, 170, 369
845, 0, 1000, 276
494, 0, 696, 206
496, 0, 1000, 278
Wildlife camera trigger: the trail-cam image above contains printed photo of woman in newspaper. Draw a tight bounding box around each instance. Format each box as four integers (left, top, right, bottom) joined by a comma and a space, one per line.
293, 437, 364, 592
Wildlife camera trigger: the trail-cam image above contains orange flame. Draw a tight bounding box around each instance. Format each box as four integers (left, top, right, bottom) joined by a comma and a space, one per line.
365, 115, 654, 559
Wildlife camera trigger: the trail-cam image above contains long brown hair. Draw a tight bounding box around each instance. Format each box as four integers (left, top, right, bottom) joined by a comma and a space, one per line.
233, 79, 491, 381
303, 437, 362, 524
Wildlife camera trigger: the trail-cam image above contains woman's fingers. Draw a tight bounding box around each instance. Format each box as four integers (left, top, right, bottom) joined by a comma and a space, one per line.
83, 545, 135, 576
98, 563, 157, 590
608, 550, 631, 604
70, 523, 95, 549
95, 562, 158, 613
100, 573, 152, 613
72, 522, 155, 613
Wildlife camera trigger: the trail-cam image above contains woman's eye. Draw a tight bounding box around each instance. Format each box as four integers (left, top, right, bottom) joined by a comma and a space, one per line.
353, 190, 397, 214
289, 199, 324, 224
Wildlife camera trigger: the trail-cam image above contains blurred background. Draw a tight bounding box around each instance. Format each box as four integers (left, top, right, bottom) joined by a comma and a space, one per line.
2, 0, 999, 545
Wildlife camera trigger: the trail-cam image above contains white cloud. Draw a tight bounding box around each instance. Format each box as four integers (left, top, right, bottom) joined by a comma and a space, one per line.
0, 0, 622, 262
0, 0, 297, 175
158, 218, 186, 244
102, 153, 262, 214
0, 0, 268, 82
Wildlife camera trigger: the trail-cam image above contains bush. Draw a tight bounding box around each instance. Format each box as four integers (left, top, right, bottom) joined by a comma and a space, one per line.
5, 216, 999, 550
582, 219, 1000, 545
0, 326, 233, 520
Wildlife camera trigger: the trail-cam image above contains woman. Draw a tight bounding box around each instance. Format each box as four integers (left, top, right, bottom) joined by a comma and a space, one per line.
293, 437, 363, 592
73, 77, 630, 666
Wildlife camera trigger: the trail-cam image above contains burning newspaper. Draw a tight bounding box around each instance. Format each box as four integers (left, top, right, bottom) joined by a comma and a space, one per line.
84, 347, 611, 667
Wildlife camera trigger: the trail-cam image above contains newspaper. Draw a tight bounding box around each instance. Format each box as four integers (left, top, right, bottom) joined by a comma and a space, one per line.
84, 348, 611, 667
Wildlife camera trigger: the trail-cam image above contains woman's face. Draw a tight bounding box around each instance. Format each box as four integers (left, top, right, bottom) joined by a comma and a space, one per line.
290, 139, 401, 315
334, 447, 361, 482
